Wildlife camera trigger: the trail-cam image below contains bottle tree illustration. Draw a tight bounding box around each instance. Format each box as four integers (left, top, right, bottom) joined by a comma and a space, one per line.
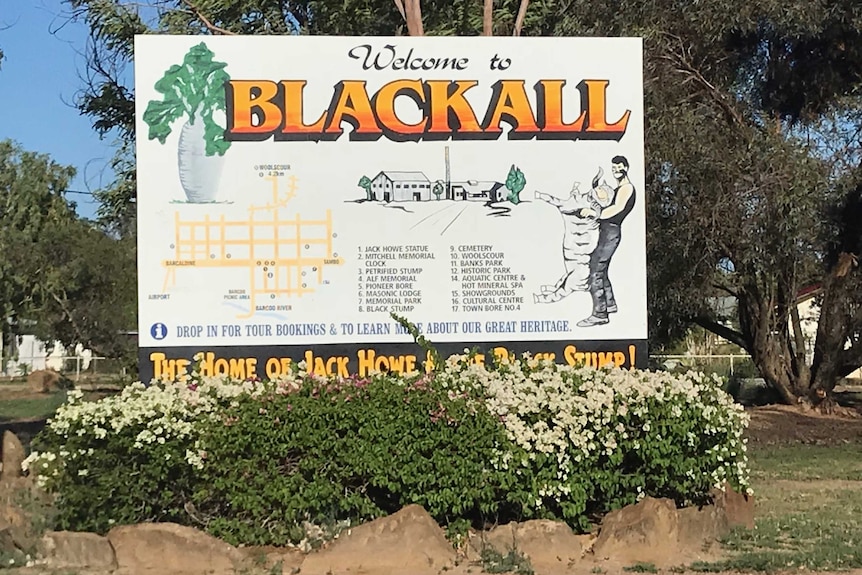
433, 180, 444, 200
357, 175, 373, 200
142, 43, 231, 203
505, 165, 527, 204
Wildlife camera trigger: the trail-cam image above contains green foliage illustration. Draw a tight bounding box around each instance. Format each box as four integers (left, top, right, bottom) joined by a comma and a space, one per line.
142, 42, 231, 157
357, 175, 373, 200
433, 180, 444, 200
504, 165, 526, 204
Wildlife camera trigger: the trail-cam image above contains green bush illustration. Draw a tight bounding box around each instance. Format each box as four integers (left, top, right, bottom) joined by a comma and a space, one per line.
505, 165, 526, 204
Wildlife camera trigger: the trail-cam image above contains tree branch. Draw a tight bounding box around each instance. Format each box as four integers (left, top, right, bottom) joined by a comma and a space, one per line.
50, 290, 89, 351
711, 283, 738, 298
654, 32, 747, 132
483, 0, 494, 36
513, 0, 530, 36
693, 316, 751, 352
181, 0, 237, 35
401, 0, 424, 36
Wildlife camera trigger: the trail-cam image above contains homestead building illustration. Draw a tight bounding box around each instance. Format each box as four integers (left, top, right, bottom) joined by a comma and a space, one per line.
367, 171, 505, 202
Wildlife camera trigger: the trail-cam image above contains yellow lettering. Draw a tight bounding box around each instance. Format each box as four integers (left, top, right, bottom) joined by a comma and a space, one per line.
492, 347, 513, 364
265, 357, 282, 378
150, 352, 167, 380
227, 358, 257, 379
597, 351, 615, 368
214, 358, 230, 375
198, 352, 216, 376
176, 358, 191, 377
324, 355, 350, 377
357, 349, 374, 377
564, 345, 583, 366
423, 350, 436, 373
385, 354, 417, 373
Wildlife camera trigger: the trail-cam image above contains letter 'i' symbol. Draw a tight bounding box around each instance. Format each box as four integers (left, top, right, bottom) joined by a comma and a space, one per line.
151, 323, 168, 340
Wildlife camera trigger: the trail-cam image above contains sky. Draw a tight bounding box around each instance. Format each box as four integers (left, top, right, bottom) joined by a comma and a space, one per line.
0, 0, 117, 220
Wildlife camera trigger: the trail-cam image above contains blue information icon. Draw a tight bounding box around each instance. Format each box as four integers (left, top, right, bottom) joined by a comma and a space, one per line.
150, 323, 168, 340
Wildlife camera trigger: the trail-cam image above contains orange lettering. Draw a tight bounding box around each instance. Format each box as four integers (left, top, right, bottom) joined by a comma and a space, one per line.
425, 80, 483, 137
226, 80, 282, 137
373, 80, 426, 140
579, 79, 630, 137
279, 80, 327, 138
482, 80, 540, 138
535, 79, 586, 137
325, 81, 382, 139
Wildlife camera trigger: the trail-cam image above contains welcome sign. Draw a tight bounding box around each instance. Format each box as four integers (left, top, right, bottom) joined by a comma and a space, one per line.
134, 35, 647, 381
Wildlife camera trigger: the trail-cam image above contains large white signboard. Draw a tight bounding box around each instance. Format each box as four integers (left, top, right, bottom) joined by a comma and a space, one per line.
135, 35, 646, 381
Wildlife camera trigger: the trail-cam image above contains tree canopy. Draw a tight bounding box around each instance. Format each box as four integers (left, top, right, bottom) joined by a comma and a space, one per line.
0, 140, 137, 369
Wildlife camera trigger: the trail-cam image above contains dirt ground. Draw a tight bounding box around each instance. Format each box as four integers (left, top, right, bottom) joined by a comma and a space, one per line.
746, 403, 862, 446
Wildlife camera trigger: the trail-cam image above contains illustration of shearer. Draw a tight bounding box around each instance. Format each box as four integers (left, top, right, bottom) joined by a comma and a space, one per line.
534, 155, 636, 328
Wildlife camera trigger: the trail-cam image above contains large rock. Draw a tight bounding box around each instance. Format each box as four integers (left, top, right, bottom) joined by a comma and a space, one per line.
0, 497, 35, 552
242, 547, 305, 575
107, 522, 244, 574
40, 531, 117, 570
712, 483, 755, 529
1, 432, 25, 480
0, 525, 17, 553
477, 520, 591, 572
299, 505, 456, 575
676, 504, 727, 556
27, 369, 61, 394
592, 497, 680, 565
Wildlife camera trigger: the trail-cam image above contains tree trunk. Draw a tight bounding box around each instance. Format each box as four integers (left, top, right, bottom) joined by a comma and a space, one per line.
483, 0, 493, 36
513, 0, 530, 36
753, 346, 798, 405
404, 0, 424, 36
789, 303, 812, 388
737, 285, 801, 404
810, 253, 860, 401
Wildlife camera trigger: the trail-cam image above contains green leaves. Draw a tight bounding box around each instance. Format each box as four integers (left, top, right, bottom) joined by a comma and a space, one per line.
141, 98, 183, 145
504, 164, 526, 204
143, 42, 231, 156
29, 360, 749, 546
358, 175, 373, 200
0, 141, 135, 364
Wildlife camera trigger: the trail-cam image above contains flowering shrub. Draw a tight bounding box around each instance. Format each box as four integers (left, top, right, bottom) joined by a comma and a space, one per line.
438, 354, 750, 529
24, 378, 257, 533
191, 371, 511, 545
24, 353, 750, 543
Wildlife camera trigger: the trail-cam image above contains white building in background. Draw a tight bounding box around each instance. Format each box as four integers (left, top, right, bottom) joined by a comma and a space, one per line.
0, 335, 92, 376
794, 286, 861, 380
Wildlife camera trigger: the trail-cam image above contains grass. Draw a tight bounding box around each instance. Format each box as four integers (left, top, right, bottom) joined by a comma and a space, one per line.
623, 562, 658, 573
478, 545, 534, 575
0, 391, 68, 422
691, 443, 862, 571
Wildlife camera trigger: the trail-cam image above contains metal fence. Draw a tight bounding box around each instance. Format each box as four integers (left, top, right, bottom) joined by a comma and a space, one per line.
1, 355, 130, 381
650, 354, 758, 379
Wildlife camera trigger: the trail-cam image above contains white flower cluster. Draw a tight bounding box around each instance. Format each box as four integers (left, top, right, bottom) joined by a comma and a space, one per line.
435, 355, 750, 504
23, 374, 301, 478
